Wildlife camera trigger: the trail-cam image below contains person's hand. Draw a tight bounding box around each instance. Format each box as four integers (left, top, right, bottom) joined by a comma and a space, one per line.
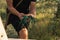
25, 14, 36, 18
18, 13, 25, 20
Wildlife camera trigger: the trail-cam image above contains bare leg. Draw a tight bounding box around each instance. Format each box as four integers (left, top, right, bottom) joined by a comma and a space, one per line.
18, 27, 28, 39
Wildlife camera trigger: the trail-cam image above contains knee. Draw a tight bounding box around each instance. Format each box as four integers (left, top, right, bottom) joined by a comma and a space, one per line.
19, 28, 28, 39
20, 28, 28, 35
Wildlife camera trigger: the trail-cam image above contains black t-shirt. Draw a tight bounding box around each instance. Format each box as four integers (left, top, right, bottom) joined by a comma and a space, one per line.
7, 0, 36, 25
13, 0, 36, 14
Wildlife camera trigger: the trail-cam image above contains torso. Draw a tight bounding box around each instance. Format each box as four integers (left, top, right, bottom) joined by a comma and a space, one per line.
7, 0, 36, 24
13, 0, 31, 14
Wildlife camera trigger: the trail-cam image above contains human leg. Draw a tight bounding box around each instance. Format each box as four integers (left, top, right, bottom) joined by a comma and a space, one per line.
18, 27, 28, 39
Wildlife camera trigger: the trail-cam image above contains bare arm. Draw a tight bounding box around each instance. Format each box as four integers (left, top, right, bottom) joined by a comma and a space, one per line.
6, 0, 24, 19
26, 1, 36, 18
29, 2, 36, 17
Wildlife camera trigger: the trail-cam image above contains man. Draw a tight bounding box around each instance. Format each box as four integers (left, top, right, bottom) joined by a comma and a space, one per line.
6, 0, 36, 39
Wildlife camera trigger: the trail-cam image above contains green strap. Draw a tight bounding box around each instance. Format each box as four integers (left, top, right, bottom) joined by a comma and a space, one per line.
18, 16, 36, 26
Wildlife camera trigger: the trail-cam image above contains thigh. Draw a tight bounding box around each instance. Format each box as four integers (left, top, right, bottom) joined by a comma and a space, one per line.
11, 15, 30, 33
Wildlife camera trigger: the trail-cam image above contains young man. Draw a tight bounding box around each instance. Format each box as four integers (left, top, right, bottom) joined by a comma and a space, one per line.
6, 0, 36, 39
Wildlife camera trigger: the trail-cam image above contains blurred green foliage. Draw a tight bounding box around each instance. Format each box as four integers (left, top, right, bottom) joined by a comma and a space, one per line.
0, 0, 60, 40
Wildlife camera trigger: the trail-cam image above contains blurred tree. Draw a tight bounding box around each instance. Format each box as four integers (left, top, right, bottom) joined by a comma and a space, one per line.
55, 2, 60, 18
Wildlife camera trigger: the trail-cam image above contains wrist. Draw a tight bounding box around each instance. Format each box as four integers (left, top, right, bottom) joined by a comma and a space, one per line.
17, 13, 21, 17
30, 14, 36, 18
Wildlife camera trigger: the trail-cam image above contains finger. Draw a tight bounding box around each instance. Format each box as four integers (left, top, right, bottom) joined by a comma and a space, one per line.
20, 17, 24, 20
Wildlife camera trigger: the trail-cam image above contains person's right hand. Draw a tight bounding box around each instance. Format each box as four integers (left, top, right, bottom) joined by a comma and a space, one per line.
18, 13, 25, 20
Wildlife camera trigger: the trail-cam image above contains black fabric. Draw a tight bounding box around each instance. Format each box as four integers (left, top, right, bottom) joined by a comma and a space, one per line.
8, 14, 29, 33
13, 0, 36, 14
7, 0, 36, 33
31, 0, 36, 2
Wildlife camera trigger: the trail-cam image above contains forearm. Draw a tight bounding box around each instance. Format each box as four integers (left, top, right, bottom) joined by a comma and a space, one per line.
8, 7, 20, 16
6, 0, 25, 20
28, 10, 36, 17
6, 0, 22, 17
28, 2, 36, 18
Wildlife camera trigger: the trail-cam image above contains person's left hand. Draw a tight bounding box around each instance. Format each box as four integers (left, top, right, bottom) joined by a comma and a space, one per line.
25, 14, 36, 18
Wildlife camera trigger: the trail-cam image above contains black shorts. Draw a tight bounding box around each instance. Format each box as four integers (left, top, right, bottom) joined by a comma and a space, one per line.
7, 14, 30, 33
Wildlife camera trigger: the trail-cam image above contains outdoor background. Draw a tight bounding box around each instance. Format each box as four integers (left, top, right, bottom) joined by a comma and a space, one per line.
0, 0, 60, 40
